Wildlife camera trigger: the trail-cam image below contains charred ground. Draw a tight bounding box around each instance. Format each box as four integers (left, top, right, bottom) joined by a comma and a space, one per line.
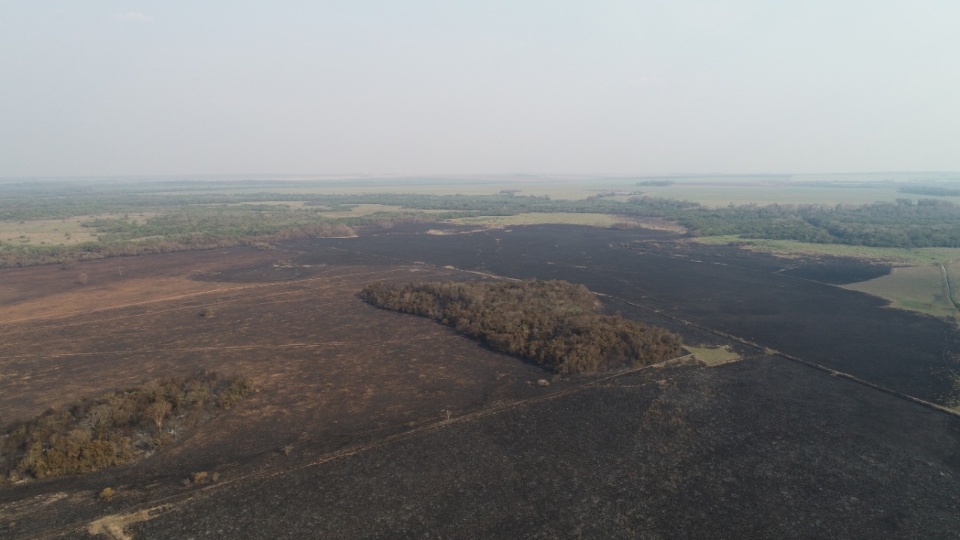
311, 224, 960, 406
0, 225, 958, 538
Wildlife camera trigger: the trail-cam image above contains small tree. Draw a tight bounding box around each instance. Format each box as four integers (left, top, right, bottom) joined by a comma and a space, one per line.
77, 273, 89, 285
144, 401, 172, 431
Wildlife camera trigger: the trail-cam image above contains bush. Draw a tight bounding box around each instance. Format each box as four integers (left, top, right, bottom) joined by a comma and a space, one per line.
0, 372, 255, 481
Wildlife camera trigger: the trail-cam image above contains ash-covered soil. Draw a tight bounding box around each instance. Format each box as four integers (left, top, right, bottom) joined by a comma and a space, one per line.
309, 225, 960, 406
1, 226, 959, 539
0, 248, 558, 538
128, 357, 960, 539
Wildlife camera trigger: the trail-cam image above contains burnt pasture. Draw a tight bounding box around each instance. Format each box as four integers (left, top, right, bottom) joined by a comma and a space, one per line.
311, 225, 960, 406
1, 232, 958, 539
130, 356, 960, 539
0, 248, 560, 537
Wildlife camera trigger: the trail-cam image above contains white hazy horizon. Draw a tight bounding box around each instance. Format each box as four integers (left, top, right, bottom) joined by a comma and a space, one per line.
2, 1, 959, 178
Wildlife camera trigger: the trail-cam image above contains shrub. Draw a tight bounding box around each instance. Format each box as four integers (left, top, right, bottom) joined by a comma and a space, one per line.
0, 372, 255, 481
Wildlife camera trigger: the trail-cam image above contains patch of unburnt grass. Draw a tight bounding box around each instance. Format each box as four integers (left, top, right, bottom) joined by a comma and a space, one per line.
360, 279, 683, 374
0, 371, 254, 483
684, 344, 743, 367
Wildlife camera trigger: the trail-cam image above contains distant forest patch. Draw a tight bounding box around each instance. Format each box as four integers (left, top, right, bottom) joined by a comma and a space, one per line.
636, 180, 675, 186
0, 372, 254, 482
10, 180, 960, 268
899, 186, 960, 197
360, 280, 683, 374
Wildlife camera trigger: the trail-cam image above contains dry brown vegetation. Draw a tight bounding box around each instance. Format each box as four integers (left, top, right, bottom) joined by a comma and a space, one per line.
360, 280, 683, 374
0, 372, 253, 481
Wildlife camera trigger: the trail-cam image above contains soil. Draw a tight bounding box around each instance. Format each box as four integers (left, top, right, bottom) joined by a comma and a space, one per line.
1, 225, 958, 539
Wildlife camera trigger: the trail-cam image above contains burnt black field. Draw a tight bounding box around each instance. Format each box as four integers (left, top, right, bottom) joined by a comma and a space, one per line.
307, 225, 960, 407
3, 225, 960, 539
132, 358, 960, 539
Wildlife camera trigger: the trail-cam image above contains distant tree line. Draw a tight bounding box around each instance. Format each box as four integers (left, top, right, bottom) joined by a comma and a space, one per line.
898, 186, 960, 197
0, 372, 254, 482
0, 211, 356, 268
8, 181, 960, 268
312, 193, 960, 248
360, 280, 683, 374
636, 180, 675, 186
676, 198, 960, 247
84, 206, 356, 243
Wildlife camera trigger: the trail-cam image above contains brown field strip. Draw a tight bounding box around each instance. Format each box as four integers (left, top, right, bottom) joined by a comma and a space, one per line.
0, 266, 419, 326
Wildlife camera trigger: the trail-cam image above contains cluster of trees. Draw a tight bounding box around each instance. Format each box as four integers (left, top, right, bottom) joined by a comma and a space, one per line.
0, 215, 355, 268
677, 199, 960, 247
360, 280, 682, 374
0, 372, 254, 481
0, 177, 396, 221
84, 206, 356, 244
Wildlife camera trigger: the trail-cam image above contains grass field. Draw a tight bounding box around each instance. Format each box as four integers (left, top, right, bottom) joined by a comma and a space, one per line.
843, 264, 958, 320
0, 213, 155, 247
692, 236, 960, 320
0, 216, 97, 246
693, 236, 960, 266
684, 345, 742, 367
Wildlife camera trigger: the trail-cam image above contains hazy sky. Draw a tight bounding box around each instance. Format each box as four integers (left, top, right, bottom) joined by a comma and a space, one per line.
1, 1, 958, 177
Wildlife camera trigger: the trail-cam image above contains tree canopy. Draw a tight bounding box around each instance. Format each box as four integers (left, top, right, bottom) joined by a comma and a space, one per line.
360, 279, 682, 374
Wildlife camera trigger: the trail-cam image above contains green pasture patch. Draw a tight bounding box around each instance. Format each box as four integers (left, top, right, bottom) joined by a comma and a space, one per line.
0, 211, 167, 247
684, 345, 742, 367
843, 265, 957, 319
693, 236, 960, 265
